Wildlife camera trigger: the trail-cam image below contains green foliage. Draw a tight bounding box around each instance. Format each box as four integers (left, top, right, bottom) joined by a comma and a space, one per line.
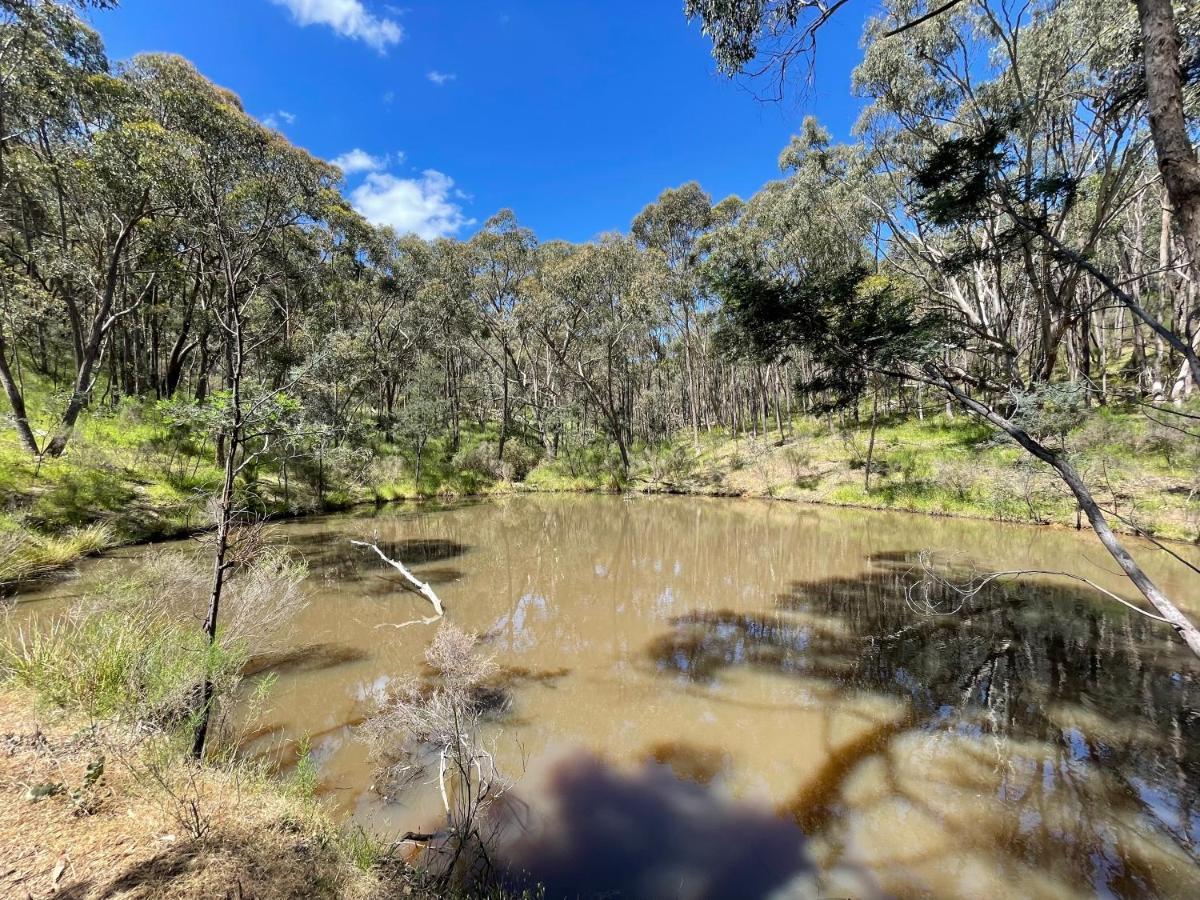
1, 595, 245, 731
1004, 382, 1091, 450
452, 440, 541, 484
288, 735, 321, 804
711, 261, 951, 410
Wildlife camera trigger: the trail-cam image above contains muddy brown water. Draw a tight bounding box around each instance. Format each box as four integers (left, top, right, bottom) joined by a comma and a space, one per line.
14, 495, 1200, 898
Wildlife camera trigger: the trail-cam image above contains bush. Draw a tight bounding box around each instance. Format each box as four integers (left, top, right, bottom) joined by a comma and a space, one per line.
782, 445, 812, 485
642, 441, 698, 488
1006, 382, 1089, 449
2, 545, 305, 735
361, 623, 510, 888
1136, 418, 1200, 470
452, 440, 541, 483
1, 598, 237, 729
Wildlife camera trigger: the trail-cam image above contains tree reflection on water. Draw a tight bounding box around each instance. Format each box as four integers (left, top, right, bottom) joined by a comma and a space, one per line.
645, 551, 1200, 896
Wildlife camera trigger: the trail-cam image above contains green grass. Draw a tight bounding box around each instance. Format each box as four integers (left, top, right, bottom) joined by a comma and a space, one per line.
0, 378, 361, 587
0, 523, 114, 589
0, 595, 244, 729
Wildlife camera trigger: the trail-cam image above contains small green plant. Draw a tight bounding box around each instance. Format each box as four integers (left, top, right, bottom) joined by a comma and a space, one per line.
339, 824, 393, 873
23, 753, 107, 815
289, 734, 320, 804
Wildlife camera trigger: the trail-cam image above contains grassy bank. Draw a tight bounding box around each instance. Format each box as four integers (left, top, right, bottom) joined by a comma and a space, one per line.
4, 399, 1197, 595
0, 391, 369, 591
0, 683, 521, 898
528, 408, 1200, 542
0, 562, 532, 898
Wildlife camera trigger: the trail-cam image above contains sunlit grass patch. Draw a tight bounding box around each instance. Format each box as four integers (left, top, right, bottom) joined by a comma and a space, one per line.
0, 601, 226, 727
0, 523, 114, 590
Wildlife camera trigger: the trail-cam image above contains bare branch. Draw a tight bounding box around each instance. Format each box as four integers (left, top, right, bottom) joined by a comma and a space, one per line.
884, 0, 968, 38
350, 539, 445, 618
909, 549, 1172, 623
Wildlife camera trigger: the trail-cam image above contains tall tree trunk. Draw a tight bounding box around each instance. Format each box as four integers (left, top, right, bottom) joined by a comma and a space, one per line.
497, 353, 509, 459
1137, 0, 1200, 271
0, 332, 39, 455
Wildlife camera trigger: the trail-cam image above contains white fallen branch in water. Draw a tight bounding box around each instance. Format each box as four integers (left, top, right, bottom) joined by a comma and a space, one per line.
438, 746, 450, 814
350, 539, 445, 625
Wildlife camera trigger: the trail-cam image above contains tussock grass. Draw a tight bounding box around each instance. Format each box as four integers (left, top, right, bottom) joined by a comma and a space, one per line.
0, 522, 113, 590
0, 595, 240, 728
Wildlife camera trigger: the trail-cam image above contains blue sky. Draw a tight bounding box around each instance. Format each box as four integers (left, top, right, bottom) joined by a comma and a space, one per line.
92, 1, 876, 243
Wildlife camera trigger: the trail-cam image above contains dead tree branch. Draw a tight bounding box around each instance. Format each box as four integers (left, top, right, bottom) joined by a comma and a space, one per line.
350, 539, 445, 621
909, 549, 1173, 624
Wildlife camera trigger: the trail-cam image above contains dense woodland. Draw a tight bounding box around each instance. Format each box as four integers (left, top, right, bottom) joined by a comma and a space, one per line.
1, 3, 1199, 636
2, 1, 1200, 895
3, 0, 1194, 466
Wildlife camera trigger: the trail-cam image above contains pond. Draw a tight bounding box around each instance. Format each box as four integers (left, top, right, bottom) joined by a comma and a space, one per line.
15, 495, 1200, 898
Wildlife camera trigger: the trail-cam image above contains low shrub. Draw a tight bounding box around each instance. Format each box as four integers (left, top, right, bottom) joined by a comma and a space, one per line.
452, 440, 541, 483
782, 445, 812, 485
641, 441, 698, 488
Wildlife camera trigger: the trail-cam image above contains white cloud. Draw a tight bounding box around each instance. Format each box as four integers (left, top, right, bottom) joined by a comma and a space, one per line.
262, 109, 296, 130
426, 70, 456, 86
270, 0, 403, 53
350, 170, 472, 239
330, 148, 388, 174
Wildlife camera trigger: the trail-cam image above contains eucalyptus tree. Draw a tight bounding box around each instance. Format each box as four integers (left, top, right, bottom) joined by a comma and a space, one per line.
854, 0, 1144, 388
0, 0, 173, 456
688, 0, 1200, 394
394, 353, 449, 488
535, 235, 667, 475
359, 232, 439, 442
632, 182, 715, 445
466, 210, 537, 459
422, 236, 475, 448
131, 53, 344, 756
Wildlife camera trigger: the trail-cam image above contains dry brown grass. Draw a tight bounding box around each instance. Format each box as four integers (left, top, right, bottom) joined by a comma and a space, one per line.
0, 691, 390, 900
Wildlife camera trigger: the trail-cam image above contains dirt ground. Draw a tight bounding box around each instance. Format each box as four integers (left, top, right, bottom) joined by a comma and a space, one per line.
0, 691, 380, 899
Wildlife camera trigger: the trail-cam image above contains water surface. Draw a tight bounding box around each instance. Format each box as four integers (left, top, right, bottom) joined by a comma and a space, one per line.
18, 495, 1200, 898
